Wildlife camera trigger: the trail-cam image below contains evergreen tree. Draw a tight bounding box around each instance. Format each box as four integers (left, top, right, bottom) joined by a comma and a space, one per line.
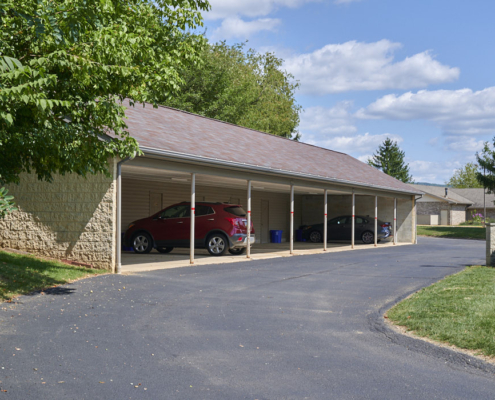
476, 141, 495, 192
446, 162, 482, 188
367, 138, 413, 183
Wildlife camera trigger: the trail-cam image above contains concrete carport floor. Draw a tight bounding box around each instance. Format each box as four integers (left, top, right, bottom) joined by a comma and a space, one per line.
120, 159, 411, 272
121, 241, 403, 273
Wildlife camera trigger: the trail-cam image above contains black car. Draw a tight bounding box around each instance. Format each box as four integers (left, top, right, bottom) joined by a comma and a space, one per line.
300, 215, 392, 244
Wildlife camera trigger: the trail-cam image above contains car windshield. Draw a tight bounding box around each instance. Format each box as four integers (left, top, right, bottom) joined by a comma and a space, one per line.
224, 206, 247, 217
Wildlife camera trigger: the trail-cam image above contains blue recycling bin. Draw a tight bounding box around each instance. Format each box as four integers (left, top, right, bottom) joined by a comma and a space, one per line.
296, 229, 305, 242
121, 232, 134, 252
270, 230, 283, 243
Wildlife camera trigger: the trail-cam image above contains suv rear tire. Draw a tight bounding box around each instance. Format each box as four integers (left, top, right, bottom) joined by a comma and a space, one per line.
157, 246, 174, 254
228, 248, 246, 255
206, 233, 229, 256
132, 232, 153, 254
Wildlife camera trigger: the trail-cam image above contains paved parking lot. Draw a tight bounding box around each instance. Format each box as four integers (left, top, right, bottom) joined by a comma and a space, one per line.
1, 237, 493, 399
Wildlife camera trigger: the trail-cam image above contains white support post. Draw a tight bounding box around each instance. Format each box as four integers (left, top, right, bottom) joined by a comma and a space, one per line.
190, 173, 196, 264
116, 162, 122, 274
247, 180, 252, 259
393, 197, 397, 245
290, 185, 294, 255
351, 192, 355, 249
374, 196, 378, 247
323, 189, 328, 251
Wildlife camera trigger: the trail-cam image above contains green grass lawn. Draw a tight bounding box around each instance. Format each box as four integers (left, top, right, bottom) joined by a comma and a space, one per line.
0, 250, 107, 301
388, 266, 495, 357
417, 225, 486, 240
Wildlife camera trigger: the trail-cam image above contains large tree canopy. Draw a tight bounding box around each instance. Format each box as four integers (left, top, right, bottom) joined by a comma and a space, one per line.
0, 0, 209, 185
367, 138, 413, 183
446, 162, 483, 188
162, 41, 301, 139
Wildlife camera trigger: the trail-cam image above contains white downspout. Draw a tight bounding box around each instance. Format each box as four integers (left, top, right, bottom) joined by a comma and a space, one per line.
351, 191, 355, 249
323, 189, 328, 251
190, 173, 196, 265
247, 180, 252, 259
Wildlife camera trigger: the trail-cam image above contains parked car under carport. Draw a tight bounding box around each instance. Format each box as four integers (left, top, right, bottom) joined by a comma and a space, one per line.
300, 215, 393, 244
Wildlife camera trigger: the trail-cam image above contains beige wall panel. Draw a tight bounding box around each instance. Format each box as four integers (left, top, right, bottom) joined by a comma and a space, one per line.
2, 166, 117, 270
122, 178, 296, 243
301, 195, 414, 243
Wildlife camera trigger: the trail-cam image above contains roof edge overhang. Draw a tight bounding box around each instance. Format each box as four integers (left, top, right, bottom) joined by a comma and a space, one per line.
140, 146, 423, 197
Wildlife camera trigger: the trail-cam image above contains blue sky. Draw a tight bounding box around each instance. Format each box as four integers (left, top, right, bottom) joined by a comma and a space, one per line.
199, 0, 495, 184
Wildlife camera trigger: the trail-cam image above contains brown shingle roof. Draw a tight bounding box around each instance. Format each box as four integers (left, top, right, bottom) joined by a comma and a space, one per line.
410, 184, 473, 205
451, 188, 495, 209
121, 102, 421, 195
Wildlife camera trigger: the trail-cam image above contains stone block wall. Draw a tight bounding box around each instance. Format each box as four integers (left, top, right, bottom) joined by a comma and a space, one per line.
486, 223, 495, 266
0, 164, 117, 270
451, 205, 467, 226
417, 202, 451, 225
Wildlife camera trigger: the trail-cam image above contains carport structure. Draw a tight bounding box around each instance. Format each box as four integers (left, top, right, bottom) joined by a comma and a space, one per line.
115, 102, 421, 273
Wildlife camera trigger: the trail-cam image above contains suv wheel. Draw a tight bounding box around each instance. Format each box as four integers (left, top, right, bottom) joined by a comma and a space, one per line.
132, 232, 153, 254
206, 233, 229, 256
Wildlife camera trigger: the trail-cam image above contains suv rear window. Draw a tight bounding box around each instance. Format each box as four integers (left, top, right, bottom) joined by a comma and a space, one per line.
224, 206, 247, 217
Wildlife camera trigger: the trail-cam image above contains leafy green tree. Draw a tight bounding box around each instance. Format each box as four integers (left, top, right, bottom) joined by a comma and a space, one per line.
446, 162, 482, 188
0, 188, 16, 219
367, 138, 413, 183
0, 0, 209, 187
163, 41, 301, 139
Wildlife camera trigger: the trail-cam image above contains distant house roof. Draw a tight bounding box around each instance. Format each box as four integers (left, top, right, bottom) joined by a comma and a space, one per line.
451, 188, 495, 209
120, 102, 421, 195
411, 184, 473, 205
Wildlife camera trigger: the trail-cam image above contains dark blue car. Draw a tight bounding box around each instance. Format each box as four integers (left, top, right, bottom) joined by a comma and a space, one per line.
300, 215, 393, 244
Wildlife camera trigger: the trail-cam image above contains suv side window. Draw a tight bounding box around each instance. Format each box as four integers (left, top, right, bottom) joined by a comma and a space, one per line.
196, 205, 214, 216
160, 205, 190, 219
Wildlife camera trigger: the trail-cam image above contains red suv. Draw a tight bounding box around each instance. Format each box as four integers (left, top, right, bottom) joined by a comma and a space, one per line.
124, 202, 255, 256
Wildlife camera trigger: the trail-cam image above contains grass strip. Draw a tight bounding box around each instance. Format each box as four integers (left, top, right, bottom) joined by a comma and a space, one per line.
417, 225, 485, 240
0, 250, 106, 301
388, 266, 495, 357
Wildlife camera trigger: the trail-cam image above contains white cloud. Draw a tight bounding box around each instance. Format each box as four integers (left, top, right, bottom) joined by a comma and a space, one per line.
357, 87, 495, 135
320, 132, 403, 154
334, 0, 362, 4
409, 160, 464, 184
283, 40, 459, 95
299, 103, 356, 135
302, 130, 402, 156
205, 0, 317, 20
445, 136, 485, 153
211, 17, 281, 39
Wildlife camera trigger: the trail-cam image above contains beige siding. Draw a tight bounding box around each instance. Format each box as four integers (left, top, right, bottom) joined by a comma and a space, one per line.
122, 178, 299, 243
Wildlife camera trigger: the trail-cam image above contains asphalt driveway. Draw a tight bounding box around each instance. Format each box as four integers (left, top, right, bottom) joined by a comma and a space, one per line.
1, 237, 493, 399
